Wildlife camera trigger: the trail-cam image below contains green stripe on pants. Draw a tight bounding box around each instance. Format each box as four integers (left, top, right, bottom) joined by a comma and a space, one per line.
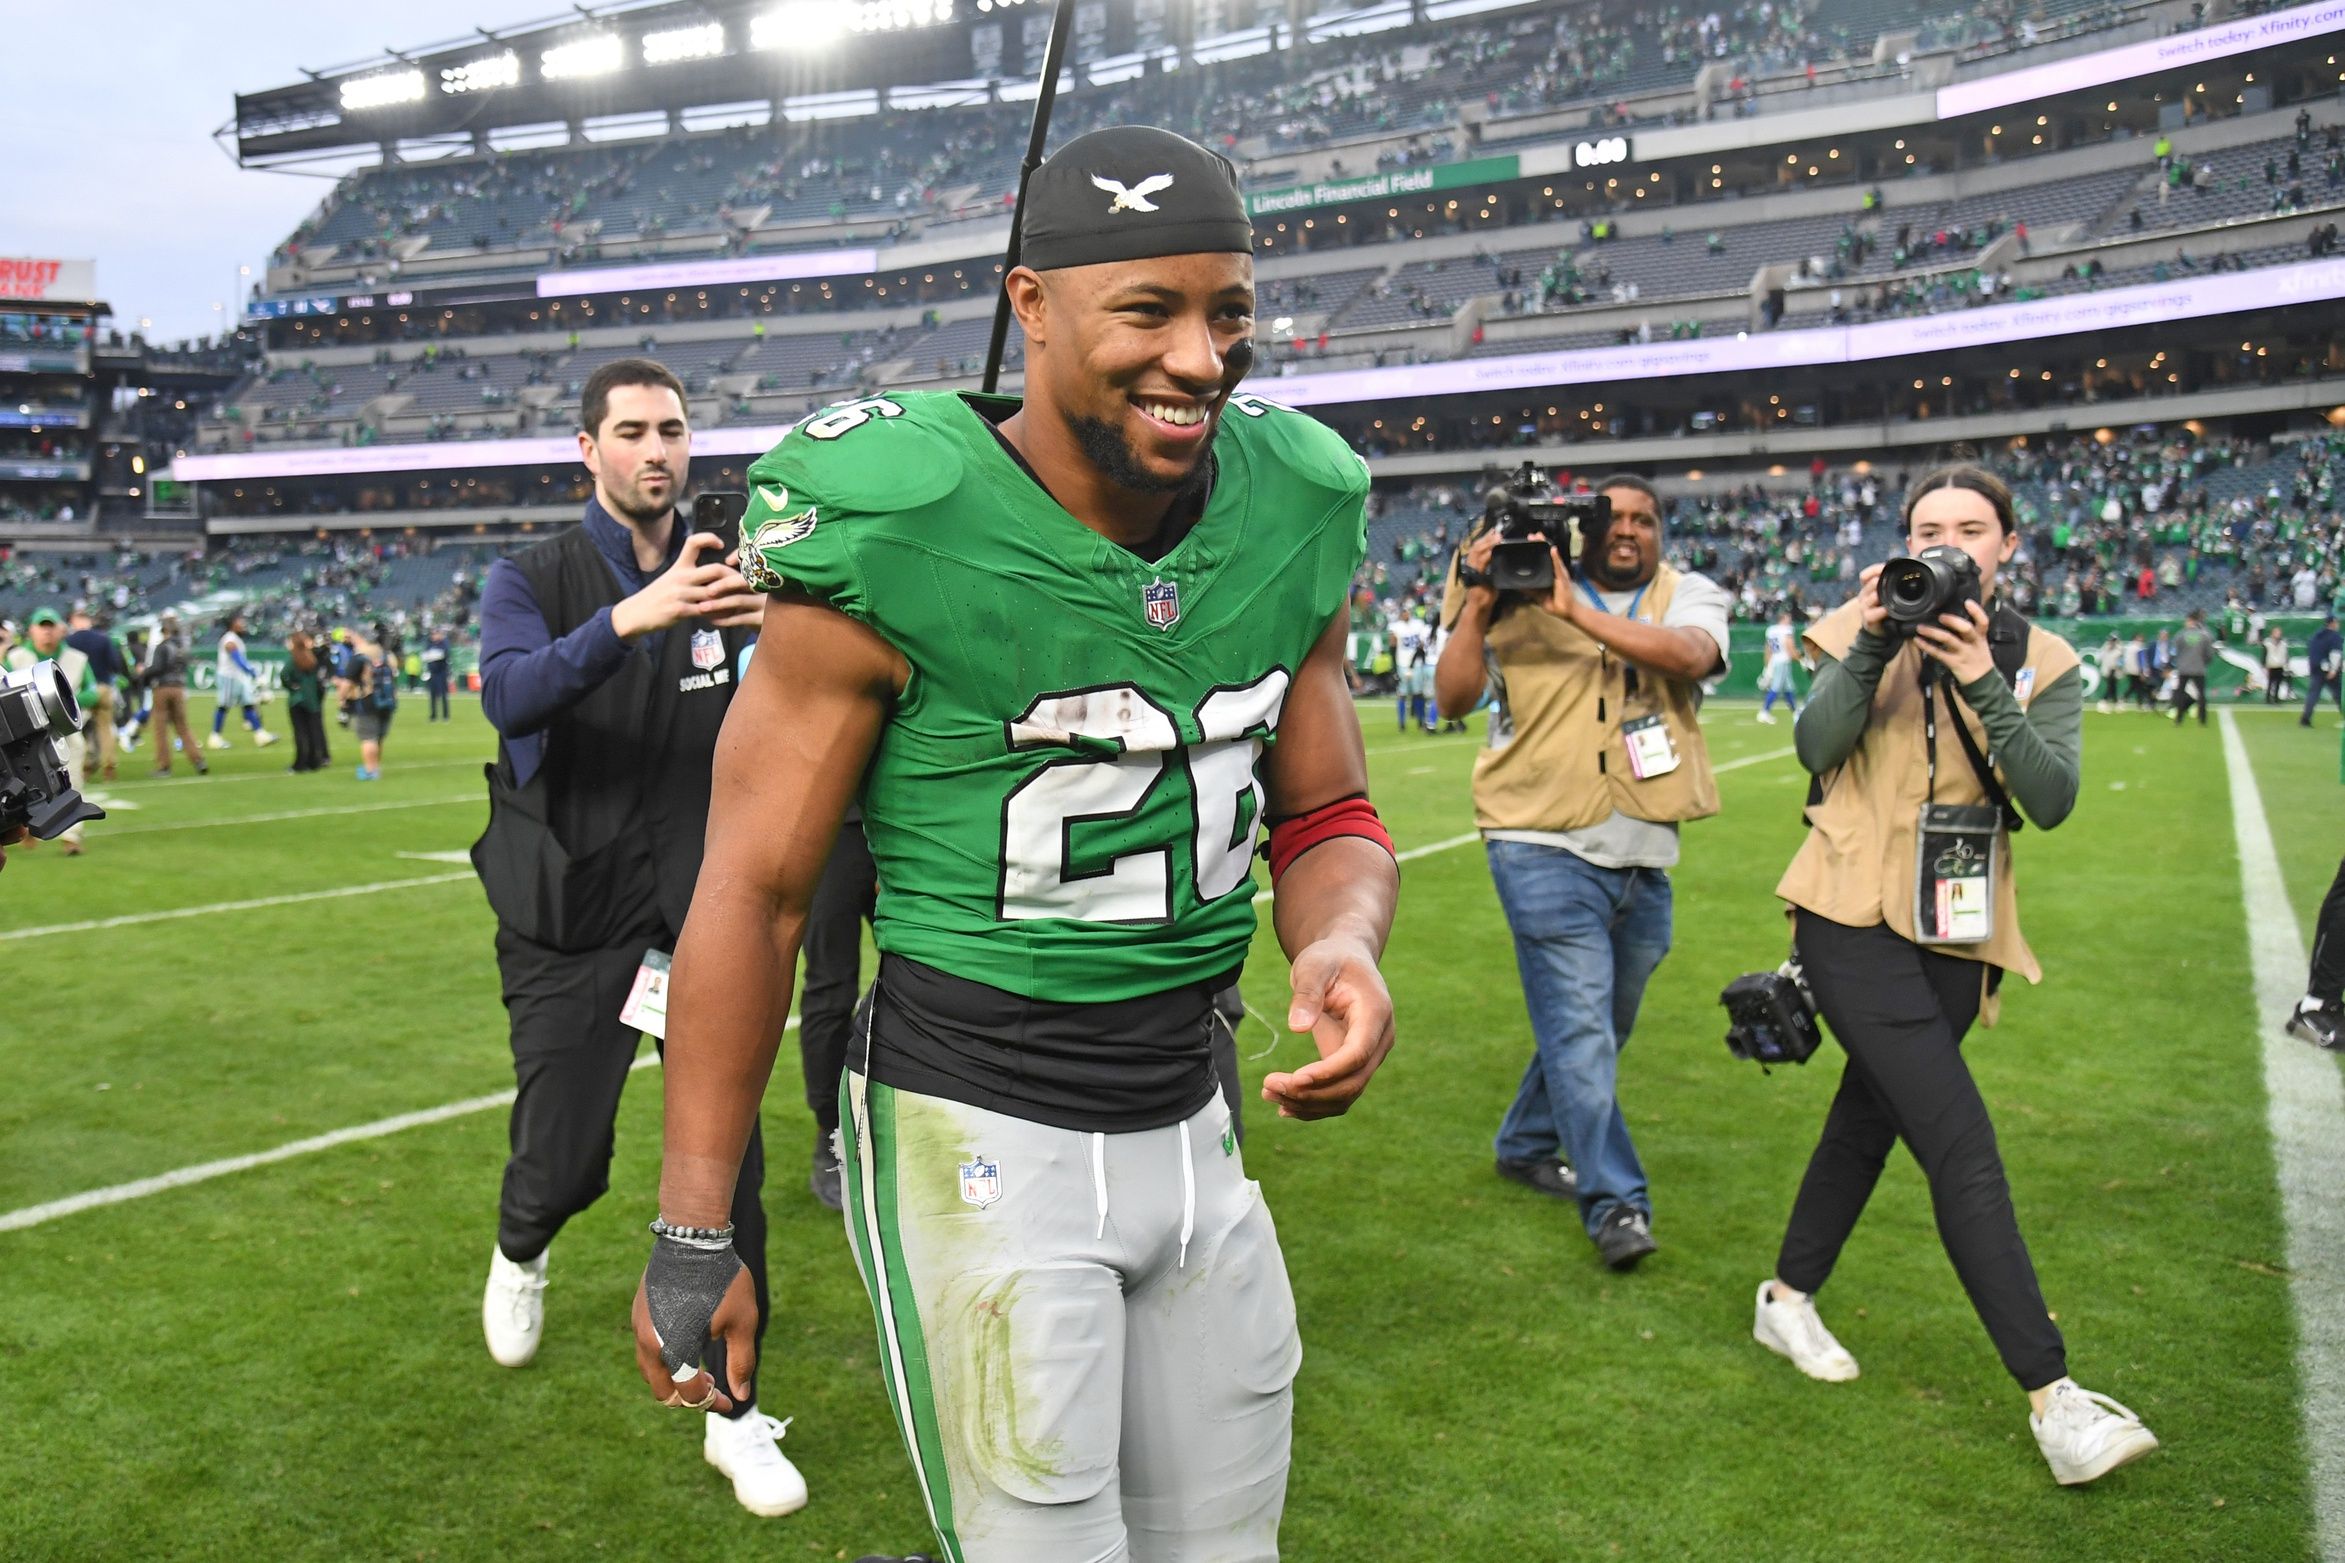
845, 1074, 965, 1563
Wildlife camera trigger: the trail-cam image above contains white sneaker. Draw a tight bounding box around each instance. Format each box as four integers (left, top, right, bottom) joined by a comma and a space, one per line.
705, 1407, 809, 1517
1755, 710, 1776, 724
482, 1246, 548, 1367
253, 729, 278, 748
203, 733, 231, 751
1752, 1280, 1860, 1382
2030, 1378, 2159, 1486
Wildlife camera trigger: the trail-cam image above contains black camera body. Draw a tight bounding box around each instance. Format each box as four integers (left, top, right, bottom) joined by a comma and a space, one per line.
0, 658, 104, 841
1721, 960, 1824, 1068
1467, 464, 1613, 595
1879, 545, 1983, 637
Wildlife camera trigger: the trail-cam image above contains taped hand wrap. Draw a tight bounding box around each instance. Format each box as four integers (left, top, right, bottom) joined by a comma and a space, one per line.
644, 1233, 745, 1376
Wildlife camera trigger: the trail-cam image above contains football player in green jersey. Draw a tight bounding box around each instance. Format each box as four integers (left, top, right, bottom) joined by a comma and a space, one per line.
630, 126, 1400, 1560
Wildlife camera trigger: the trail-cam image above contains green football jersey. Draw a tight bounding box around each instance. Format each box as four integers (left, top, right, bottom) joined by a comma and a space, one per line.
741, 389, 1368, 1004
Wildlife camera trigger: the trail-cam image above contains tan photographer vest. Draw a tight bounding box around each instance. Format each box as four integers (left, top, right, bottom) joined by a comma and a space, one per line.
1775, 598, 2079, 987
1443, 561, 1719, 834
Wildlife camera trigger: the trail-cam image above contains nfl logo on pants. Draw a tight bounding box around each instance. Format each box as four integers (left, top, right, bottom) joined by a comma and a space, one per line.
959, 1158, 1001, 1209
1142, 577, 1180, 630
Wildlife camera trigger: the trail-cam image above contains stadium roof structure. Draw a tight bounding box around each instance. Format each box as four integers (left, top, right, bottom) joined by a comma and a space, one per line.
228, 0, 1521, 166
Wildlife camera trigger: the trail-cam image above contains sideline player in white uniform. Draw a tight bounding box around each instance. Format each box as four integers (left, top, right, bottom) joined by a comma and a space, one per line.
1391, 608, 1434, 732
207, 610, 277, 750
1758, 607, 1804, 723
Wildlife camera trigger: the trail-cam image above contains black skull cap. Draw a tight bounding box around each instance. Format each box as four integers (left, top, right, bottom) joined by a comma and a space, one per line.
1019, 125, 1254, 273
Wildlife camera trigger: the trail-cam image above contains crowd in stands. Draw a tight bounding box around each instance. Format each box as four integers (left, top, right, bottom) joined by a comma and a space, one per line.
0, 537, 512, 653
1344, 433, 2345, 628
2004, 428, 2345, 617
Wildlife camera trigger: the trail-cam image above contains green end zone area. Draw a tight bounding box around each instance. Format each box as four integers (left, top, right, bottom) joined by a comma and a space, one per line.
0, 696, 2332, 1559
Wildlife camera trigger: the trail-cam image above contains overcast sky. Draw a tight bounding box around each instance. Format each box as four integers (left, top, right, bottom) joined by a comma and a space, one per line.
4, 2, 558, 345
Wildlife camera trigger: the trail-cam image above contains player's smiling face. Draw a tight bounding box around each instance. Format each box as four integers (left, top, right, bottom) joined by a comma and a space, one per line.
1040, 251, 1256, 494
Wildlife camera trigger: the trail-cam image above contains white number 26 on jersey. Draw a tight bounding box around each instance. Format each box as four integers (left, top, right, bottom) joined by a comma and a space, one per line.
998, 672, 1290, 923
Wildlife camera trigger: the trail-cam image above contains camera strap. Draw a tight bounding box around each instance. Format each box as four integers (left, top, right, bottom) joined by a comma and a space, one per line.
1920, 661, 2022, 834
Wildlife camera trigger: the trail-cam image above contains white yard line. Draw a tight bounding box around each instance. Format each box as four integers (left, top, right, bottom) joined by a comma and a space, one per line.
2219, 709, 2345, 1558
0, 1020, 797, 1234
101, 796, 478, 836
0, 872, 477, 943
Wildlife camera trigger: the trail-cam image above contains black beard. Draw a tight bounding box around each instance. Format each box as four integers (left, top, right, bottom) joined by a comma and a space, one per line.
1590, 550, 1652, 590
605, 486, 672, 527
1066, 409, 1214, 496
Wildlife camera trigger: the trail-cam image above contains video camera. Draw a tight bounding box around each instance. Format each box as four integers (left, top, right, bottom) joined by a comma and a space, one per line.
0, 659, 104, 841
1879, 545, 1983, 638
1462, 463, 1613, 596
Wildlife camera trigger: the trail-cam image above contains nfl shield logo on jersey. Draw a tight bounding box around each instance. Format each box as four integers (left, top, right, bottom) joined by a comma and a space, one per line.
689, 628, 724, 671
1141, 577, 1180, 630
959, 1157, 1002, 1210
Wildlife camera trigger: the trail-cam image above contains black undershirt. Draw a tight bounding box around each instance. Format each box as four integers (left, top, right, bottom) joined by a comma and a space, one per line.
859, 401, 1231, 1134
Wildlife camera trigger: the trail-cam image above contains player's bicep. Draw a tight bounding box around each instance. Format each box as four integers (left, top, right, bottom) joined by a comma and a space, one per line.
1264, 608, 1369, 817
702, 593, 900, 917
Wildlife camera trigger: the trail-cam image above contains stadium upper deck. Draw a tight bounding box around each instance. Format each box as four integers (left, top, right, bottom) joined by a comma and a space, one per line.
112, 0, 2345, 536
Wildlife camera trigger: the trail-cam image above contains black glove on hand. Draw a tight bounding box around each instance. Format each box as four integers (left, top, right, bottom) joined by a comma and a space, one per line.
643, 1233, 745, 1376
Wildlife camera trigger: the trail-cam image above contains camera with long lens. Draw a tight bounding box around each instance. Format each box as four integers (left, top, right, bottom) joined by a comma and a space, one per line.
0, 659, 104, 841
1720, 959, 1824, 1068
1878, 545, 1983, 638
1464, 463, 1614, 595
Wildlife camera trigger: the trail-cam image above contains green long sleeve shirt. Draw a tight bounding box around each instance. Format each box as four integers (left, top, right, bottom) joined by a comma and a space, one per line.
1794, 626, 2083, 829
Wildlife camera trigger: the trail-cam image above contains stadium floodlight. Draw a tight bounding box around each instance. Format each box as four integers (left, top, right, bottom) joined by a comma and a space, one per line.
541, 33, 626, 81
440, 51, 521, 95
642, 22, 727, 65
750, 0, 954, 48
339, 69, 427, 111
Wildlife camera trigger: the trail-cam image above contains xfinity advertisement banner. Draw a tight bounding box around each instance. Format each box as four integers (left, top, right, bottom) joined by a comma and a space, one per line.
1935, 0, 2345, 120
0, 256, 96, 302
176, 258, 2345, 482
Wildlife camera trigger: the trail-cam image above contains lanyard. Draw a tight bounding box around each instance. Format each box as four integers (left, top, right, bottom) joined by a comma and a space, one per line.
1919, 660, 1942, 805
1578, 577, 1647, 621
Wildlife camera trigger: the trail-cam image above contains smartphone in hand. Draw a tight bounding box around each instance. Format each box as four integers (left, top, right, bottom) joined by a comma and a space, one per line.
693, 491, 748, 556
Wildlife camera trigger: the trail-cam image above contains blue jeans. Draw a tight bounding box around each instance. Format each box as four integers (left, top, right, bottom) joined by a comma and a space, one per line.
1486, 839, 1672, 1236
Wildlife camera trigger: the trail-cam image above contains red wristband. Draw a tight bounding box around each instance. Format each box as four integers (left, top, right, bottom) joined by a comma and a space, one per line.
1266, 796, 1395, 885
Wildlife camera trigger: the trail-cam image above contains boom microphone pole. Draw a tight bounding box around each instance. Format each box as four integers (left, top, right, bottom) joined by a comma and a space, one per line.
981, 0, 1078, 394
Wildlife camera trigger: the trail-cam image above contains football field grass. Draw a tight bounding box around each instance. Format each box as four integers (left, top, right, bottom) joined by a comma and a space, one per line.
1, 693, 2338, 1561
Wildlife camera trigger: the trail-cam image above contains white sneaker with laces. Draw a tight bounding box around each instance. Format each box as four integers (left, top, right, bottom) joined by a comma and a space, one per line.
482, 1245, 548, 1367
2030, 1378, 2159, 1486
1752, 1280, 1859, 1382
203, 733, 231, 751
705, 1407, 809, 1517
253, 729, 278, 748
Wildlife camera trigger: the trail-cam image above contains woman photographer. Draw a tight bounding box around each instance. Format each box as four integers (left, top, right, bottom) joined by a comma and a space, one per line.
1751, 464, 2158, 1486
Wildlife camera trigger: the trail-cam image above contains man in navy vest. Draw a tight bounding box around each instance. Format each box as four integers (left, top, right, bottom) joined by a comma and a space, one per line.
471, 358, 803, 1516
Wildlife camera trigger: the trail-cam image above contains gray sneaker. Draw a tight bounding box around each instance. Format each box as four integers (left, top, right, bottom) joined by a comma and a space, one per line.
1594, 1207, 1657, 1270
1495, 1155, 1580, 1202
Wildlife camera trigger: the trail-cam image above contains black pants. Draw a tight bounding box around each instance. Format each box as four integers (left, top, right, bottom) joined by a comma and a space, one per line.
428, 682, 451, 721
2304, 674, 2343, 724
2171, 673, 2207, 724
799, 819, 877, 1135
2266, 668, 2289, 703
1777, 913, 2067, 1391
289, 706, 330, 770
495, 927, 769, 1416
2313, 857, 2345, 1004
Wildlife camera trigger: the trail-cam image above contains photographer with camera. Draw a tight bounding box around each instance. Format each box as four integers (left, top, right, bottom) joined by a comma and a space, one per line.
1752, 463, 2158, 1487
1437, 471, 1727, 1270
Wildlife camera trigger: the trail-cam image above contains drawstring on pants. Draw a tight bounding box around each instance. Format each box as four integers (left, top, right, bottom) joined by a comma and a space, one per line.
1176, 1119, 1197, 1270
1091, 1132, 1108, 1240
